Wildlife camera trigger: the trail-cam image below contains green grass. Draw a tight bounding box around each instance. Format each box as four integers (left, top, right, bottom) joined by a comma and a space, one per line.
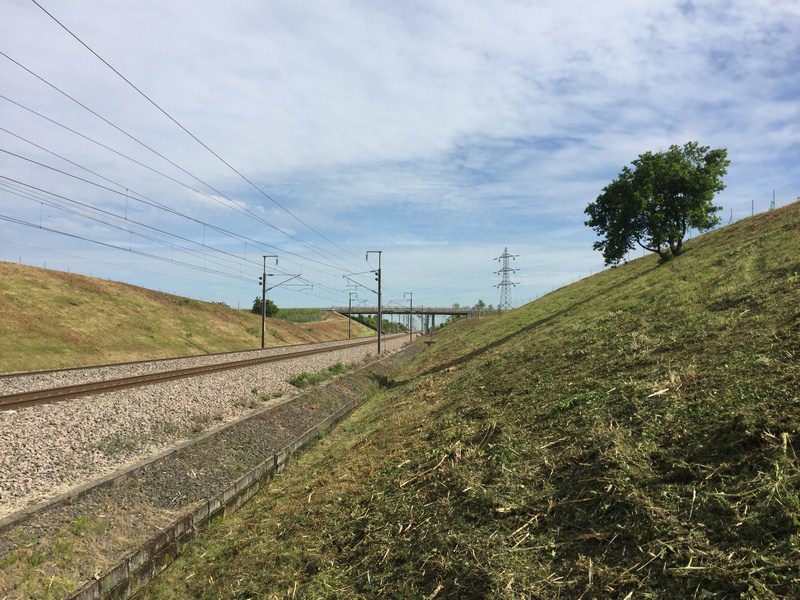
97, 433, 150, 456
0, 265, 373, 371
135, 202, 798, 598
276, 307, 326, 322
0, 510, 147, 600
289, 362, 349, 388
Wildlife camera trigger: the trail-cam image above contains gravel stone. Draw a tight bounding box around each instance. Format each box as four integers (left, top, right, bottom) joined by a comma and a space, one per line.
0, 338, 424, 598
0, 335, 409, 520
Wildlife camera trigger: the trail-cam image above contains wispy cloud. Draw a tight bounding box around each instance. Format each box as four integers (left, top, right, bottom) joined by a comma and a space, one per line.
1, 0, 798, 308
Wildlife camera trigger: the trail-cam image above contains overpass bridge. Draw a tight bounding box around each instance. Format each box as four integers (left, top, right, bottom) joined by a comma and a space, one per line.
331, 306, 475, 317
331, 306, 477, 333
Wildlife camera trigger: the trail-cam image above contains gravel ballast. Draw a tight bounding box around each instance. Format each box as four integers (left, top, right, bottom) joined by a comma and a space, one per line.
0, 335, 408, 521
0, 337, 424, 599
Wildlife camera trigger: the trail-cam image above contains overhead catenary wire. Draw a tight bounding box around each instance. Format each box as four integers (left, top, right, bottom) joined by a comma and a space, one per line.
0, 125, 376, 304
0, 212, 257, 283
0, 92, 316, 263
0, 117, 381, 294
0, 193, 348, 308
0, 176, 346, 304
0, 144, 350, 275
2, 10, 389, 302
0, 52, 361, 275
0, 235, 266, 296
0, 181, 251, 276
0, 126, 367, 291
27, 2, 367, 269
0, 145, 359, 303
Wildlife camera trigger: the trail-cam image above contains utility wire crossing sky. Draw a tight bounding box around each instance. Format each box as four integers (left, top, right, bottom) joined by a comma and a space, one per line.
1, 1, 798, 311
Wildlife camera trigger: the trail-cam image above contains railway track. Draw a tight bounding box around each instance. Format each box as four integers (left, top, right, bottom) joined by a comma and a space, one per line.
0, 335, 398, 412
0, 341, 422, 600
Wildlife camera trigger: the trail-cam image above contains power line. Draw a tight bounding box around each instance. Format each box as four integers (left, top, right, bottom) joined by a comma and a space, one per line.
28, 0, 364, 267
0, 157, 361, 303
0, 159, 259, 274
0, 176, 349, 304
0, 144, 349, 274
0, 116, 374, 291
0, 52, 358, 273
2, 30, 383, 300
2, 227, 346, 306
0, 91, 292, 243
0, 180, 248, 275
0, 212, 254, 282
3, 14, 467, 306
0, 235, 256, 290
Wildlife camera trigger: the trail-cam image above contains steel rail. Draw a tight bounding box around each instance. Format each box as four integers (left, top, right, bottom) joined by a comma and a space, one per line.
0, 337, 375, 380
0, 335, 398, 411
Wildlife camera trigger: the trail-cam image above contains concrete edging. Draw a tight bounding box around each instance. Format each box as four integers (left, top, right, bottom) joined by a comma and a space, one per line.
66, 393, 365, 599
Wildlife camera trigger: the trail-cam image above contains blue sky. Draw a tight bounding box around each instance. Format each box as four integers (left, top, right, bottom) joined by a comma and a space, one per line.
1, 0, 798, 312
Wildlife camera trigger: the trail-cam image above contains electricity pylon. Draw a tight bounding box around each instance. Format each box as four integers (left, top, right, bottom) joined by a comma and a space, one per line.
494, 247, 519, 311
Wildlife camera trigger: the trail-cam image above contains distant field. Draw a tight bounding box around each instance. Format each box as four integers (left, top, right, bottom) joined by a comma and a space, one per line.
0, 264, 374, 372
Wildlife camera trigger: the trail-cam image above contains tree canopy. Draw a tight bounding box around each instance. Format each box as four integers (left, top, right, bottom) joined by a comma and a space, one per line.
251, 296, 278, 317
585, 141, 730, 265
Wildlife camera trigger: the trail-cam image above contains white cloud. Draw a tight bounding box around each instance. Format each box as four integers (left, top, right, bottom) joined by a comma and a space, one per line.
0, 0, 797, 308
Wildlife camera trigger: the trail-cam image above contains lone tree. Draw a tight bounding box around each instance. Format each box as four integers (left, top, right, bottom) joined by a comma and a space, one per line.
585, 141, 729, 265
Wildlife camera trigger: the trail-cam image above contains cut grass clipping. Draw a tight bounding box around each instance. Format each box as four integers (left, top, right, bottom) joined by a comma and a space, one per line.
138, 203, 800, 599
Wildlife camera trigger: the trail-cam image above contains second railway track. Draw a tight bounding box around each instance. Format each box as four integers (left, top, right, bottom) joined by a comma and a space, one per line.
0, 335, 401, 411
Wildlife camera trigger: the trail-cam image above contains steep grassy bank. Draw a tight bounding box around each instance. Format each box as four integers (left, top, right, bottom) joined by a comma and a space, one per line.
143, 203, 799, 598
0, 263, 374, 372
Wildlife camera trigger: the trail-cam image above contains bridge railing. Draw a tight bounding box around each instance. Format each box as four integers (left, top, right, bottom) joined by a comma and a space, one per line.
330, 306, 476, 317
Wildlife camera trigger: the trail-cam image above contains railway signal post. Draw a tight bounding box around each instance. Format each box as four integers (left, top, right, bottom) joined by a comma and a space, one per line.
260, 255, 278, 349
366, 250, 382, 354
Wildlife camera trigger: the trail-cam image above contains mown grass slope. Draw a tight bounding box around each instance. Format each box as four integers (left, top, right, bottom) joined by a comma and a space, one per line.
144, 203, 800, 599
0, 263, 374, 372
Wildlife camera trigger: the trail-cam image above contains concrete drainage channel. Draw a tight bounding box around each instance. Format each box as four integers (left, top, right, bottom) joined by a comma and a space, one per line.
69, 394, 366, 600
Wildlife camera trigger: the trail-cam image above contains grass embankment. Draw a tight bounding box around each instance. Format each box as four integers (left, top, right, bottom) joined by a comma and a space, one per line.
141, 203, 797, 598
278, 308, 327, 323
0, 263, 374, 372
